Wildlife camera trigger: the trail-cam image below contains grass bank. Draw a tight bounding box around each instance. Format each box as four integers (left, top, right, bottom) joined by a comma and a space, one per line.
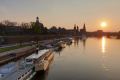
0, 45, 28, 53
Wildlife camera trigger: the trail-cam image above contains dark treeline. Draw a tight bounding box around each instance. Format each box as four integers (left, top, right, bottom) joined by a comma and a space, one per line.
0, 17, 68, 36
0, 17, 120, 38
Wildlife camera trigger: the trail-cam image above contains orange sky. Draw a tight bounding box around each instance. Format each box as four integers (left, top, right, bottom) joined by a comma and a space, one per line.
0, 0, 120, 32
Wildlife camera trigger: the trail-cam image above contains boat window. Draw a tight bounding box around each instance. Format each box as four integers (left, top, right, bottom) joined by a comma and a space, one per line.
26, 59, 32, 62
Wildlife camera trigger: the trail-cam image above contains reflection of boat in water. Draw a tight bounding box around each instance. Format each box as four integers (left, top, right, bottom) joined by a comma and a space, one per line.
63, 38, 72, 46
54, 46, 63, 52
56, 41, 66, 48
54, 46, 64, 56
66, 39, 72, 46
25, 49, 54, 72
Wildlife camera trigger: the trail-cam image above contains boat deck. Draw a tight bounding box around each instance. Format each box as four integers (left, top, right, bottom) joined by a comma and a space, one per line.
26, 49, 50, 60
0, 49, 52, 80
4, 65, 33, 80
0, 61, 34, 80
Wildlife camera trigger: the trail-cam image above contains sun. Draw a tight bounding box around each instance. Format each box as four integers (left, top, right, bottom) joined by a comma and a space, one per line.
101, 22, 107, 28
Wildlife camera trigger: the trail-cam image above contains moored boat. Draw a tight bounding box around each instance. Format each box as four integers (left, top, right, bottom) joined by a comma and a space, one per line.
0, 61, 35, 80
25, 49, 54, 72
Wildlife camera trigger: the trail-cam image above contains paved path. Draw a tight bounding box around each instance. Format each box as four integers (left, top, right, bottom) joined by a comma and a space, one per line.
0, 45, 35, 57
0, 45, 36, 65
0, 42, 33, 48
0, 37, 69, 65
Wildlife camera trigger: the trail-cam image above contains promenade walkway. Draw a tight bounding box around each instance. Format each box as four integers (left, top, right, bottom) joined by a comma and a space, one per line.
0, 45, 36, 65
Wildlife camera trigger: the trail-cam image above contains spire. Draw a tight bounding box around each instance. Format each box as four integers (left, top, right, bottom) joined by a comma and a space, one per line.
83, 23, 86, 32
83, 23, 85, 29
77, 25, 79, 31
36, 17, 39, 23
74, 24, 76, 30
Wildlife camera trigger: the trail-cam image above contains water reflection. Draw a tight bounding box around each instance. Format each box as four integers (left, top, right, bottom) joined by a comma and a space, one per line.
102, 37, 106, 53
34, 69, 49, 80
80, 38, 87, 49
83, 39, 86, 48
33, 37, 120, 80
73, 37, 79, 46
54, 47, 64, 56
101, 37, 111, 72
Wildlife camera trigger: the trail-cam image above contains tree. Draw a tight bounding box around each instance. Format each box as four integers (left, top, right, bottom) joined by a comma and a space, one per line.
2, 20, 17, 26
58, 27, 66, 34
49, 26, 58, 34
0, 23, 5, 35
21, 23, 31, 29
20, 23, 28, 34
42, 27, 48, 34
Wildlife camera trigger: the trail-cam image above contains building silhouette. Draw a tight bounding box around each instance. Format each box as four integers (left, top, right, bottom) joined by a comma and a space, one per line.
80, 23, 86, 35
32, 17, 48, 34
74, 24, 79, 36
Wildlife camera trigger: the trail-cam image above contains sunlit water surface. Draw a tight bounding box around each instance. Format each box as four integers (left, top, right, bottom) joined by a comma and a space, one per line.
35, 37, 120, 80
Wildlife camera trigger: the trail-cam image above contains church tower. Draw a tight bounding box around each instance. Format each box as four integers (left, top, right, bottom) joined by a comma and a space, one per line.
74, 24, 76, 30
36, 17, 39, 23
33, 17, 44, 34
83, 23, 86, 32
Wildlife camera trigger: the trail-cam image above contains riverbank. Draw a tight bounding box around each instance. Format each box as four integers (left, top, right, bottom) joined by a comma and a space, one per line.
0, 45, 30, 53
1, 35, 69, 44
0, 45, 36, 65
0, 37, 72, 65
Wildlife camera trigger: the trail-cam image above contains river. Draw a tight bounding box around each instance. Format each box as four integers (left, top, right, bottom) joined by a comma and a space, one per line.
35, 37, 120, 80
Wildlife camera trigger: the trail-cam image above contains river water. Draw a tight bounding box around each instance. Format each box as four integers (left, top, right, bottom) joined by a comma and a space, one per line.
35, 37, 120, 80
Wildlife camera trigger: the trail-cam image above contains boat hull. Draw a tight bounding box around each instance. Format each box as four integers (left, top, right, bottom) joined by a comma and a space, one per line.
35, 53, 54, 72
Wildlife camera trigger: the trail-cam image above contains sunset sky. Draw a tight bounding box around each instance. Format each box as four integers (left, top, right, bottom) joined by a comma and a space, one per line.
0, 0, 120, 31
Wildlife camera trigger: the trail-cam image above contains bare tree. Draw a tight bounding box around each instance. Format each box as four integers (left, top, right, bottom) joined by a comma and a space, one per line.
21, 23, 30, 29
2, 20, 17, 26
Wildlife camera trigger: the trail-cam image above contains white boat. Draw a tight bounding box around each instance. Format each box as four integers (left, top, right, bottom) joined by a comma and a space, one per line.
0, 61, 36, 80
25, 49, 54, 72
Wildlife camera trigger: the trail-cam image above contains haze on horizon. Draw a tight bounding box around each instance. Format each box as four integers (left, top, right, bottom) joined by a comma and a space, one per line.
0, 0, 120, 31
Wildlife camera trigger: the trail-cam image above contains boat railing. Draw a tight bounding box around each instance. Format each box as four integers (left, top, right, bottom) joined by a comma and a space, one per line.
17, 69, 32, 80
